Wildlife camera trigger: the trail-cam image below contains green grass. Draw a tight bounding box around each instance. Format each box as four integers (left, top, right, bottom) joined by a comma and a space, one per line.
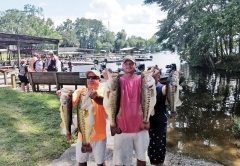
0, 88, 71, 166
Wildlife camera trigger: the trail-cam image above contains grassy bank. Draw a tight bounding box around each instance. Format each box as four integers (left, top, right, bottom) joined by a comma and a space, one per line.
0, 88, 70, 166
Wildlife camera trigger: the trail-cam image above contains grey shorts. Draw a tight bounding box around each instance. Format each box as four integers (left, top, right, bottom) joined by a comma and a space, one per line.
76, 138, 106, 164
113, 130, 149, 165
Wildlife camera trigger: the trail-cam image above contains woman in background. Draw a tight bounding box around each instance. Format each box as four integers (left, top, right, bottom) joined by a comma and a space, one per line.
148, 68, 167, 166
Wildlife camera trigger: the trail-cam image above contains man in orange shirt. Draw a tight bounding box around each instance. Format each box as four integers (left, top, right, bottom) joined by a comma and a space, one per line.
72, 70, 107, 166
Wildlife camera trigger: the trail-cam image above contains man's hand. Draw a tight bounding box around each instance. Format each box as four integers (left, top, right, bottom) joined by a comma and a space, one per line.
89, 89, 103, 105
89, 89, 98, 99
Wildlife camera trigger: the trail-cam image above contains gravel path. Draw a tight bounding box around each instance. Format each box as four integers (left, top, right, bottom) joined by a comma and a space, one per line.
48, 143, 223, 166
48, 118, 224, 166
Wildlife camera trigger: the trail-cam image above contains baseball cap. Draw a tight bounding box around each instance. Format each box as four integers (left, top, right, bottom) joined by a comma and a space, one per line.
123, 55, 135, 63
48, 51, 54, 55
85, 70, 101, 78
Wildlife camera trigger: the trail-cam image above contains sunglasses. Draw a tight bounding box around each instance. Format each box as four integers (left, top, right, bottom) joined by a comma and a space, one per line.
87, 76, 100, 80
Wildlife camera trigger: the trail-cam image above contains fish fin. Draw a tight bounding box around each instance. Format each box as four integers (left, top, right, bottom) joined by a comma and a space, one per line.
175, 99, 182, 107
150, 109, 155, 116
178, 85, 183, 90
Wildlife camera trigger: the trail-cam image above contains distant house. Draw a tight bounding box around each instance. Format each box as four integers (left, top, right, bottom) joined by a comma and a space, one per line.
59, 47, 79, 52
58, 47, 80, 58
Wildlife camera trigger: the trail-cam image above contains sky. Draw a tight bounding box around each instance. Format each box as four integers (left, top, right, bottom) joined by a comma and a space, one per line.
0, 0, 166, 39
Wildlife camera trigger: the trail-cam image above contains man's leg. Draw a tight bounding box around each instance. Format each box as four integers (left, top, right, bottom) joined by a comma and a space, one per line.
76, 139, 88, 166
21, 83, 25, 91
92, 139, 107, 166
134, 130, 149, 166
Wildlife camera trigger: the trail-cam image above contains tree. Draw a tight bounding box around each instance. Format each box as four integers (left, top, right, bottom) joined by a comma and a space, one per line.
56, 19, 79, 47
98, 30, 115, 52
114, 30, 127, 51
75, 18, 105, 49
0, 4, 61, 39
144, 0, 240, 68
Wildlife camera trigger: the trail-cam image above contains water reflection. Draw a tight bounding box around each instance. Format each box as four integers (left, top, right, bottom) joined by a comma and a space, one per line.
168, 64, 240, 166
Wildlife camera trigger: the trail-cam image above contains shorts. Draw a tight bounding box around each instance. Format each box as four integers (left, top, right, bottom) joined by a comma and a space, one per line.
113, 130, 149, 166
76, 138, 106, 164
18, 75, 29, 85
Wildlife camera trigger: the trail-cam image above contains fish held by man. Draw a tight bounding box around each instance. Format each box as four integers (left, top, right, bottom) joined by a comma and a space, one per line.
59, 88, 73, 142
103, 69, 121, 136
166, 70, 182, 114
76, 89, 95, 153
141, 70, 157, 129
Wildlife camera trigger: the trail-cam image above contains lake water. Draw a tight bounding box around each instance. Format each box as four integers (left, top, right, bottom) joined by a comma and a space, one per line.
72, 51, 181, 72
73, 52, 240, 166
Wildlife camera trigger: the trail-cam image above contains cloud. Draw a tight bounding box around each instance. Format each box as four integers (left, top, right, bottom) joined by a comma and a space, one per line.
85, 0, 166, 39
38, 2, 48, 8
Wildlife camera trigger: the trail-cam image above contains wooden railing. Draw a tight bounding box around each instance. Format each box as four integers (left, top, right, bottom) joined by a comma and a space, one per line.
28, 72, 86, 92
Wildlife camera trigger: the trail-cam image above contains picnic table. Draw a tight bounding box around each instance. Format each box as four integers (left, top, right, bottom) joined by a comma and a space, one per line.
0, 66, 15, 85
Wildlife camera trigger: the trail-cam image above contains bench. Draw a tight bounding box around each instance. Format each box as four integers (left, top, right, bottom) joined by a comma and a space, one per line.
28, 72, 86, 92
56, 72, 86, 89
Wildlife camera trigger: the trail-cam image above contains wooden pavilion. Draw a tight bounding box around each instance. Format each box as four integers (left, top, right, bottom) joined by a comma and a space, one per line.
0, 32, 60, 67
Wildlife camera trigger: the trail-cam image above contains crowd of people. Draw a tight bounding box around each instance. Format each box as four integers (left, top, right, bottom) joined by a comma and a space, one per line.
18, 51, 63, 92
56, 55, 181, 166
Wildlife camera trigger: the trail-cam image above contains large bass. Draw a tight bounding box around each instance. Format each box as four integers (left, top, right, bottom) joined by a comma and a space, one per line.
103, 69, 121, 136
59, 88, 73, 142
167, 70, 182, 113
76, 88, 95, 153
141, 70, 156, 129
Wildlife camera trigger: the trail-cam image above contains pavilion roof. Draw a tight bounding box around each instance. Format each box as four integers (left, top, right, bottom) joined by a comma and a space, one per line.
0, 32, 59, 47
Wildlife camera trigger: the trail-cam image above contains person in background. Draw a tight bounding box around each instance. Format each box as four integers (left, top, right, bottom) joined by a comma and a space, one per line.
55, 54, 62, 72
44, 53, 51, 71
18, 59, 30, 92
68, 60, 72, 72
28, 53, 37, 72
72, 70, 107, 166
148, 67, 167, 166
113, 55, 149, 166
46, 51, 57, 72
138, 64, 145, 72
34, 54, 45, 72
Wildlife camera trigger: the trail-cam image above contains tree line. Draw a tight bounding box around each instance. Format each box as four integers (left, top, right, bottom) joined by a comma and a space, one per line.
144, 0, 240, 68
0, 4, 161, 53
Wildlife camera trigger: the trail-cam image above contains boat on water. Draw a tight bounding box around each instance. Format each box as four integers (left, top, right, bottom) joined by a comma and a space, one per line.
134, 54, 153, 61
103, 56, 122, 63
64, 60, 94, 66
71, 61, 94, 65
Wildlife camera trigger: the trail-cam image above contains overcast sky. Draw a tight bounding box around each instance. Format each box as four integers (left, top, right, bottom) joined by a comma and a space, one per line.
0, 0, 166, 39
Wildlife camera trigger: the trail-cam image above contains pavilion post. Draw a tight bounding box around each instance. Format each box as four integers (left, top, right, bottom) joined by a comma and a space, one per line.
17, 41, 21, 68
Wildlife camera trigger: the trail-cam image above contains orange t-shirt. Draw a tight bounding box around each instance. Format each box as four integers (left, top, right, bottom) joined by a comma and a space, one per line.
72, 87, 107, 141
